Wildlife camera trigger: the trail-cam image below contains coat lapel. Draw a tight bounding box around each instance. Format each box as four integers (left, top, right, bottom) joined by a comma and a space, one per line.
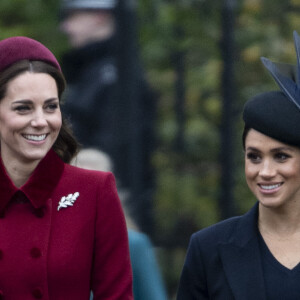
218, 203, 266, 300
0, 150, 64, 214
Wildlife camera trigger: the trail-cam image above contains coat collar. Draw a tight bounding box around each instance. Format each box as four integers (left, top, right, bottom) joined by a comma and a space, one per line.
227, 202, 259, 246
0, 150, 64, 213
218, 203, 266, 300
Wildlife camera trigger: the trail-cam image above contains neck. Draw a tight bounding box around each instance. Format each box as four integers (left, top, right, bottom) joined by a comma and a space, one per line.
258, 202, 300, 238
2, 157, 39, 188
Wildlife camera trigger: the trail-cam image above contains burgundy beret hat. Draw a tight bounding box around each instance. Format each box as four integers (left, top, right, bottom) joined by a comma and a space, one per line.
0, 36, 61, 73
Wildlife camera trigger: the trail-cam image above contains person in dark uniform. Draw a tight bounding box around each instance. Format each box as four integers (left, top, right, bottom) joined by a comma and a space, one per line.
0, 36, 133, 299
59, 0, 156, 235
177, 31, 300, 300
59, 0, 119, 152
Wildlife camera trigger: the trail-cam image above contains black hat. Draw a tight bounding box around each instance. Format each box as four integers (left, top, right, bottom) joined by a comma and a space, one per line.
243, 31, 300, 147
61, 0, 117, 11
243, 91, 300, 147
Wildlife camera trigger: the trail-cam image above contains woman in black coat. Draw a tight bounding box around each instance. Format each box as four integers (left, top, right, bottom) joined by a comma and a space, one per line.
177, 31, 300, 300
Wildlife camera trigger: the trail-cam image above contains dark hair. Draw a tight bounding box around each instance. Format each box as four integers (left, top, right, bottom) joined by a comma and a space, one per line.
242, 125, 251, 150
0, 60, 79, 163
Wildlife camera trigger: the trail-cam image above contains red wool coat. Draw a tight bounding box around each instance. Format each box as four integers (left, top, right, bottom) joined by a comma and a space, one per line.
0, 150, 133, 300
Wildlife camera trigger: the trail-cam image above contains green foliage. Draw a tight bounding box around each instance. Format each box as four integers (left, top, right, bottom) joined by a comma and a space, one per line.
1, 0, 300, 297
0, 0, 69, 59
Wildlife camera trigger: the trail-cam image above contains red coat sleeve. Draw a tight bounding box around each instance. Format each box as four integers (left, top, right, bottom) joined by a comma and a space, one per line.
91, 173, 133, 299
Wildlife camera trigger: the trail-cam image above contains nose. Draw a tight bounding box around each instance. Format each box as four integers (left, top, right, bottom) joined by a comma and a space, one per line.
31, 110, 47, 128
259, 159, 276, 178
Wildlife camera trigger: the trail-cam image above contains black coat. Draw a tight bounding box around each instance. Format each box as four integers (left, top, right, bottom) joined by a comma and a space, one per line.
177, 202, 267, 300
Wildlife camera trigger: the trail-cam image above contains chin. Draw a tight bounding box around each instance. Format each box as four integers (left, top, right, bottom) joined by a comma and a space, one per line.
258, 198, 285, 209
22, 149, 50, 162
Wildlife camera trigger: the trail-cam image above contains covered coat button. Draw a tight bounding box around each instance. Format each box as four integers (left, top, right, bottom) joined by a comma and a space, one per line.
32, 287, 43, 299
34, 207, 45, 218
30, 248, 41, 258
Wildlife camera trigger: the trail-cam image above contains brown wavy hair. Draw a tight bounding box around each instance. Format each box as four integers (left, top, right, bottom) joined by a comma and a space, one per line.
0, 60, 79, 163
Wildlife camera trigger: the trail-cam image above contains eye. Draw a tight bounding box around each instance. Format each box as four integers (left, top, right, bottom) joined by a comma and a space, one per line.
45, 102, 59, 111
274, 152, 290, 162
14, 105, 31, 113
246, 152, 261, 163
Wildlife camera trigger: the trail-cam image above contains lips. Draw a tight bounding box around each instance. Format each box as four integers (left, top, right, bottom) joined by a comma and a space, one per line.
259, 183, 282, 190
258, 182, 283, 194
22, 134, 47, 141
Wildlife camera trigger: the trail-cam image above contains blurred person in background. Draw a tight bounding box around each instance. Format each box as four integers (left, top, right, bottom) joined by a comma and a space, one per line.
73, 148, 169, 300
177, 31, 300, 300
59, 0, 156, 237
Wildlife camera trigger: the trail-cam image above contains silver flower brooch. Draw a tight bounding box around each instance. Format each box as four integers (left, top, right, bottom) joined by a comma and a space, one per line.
57, 192, 80, 211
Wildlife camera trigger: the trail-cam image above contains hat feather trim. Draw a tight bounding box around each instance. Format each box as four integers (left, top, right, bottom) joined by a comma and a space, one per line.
261, 30, 300, 110
294, 30, 300, 86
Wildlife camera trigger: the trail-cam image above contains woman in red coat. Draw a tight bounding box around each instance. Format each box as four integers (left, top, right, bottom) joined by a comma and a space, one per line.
0, 36, 133, 299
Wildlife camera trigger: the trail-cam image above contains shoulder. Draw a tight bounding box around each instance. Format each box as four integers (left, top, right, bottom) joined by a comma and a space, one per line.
190, 203, 258, 248
189, 215, 243, 249
64, 163, 110, 176
62, 163, 116, 187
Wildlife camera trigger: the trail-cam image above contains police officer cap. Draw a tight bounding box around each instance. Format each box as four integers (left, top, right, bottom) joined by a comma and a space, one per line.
62, 0, 117, 11
0, 36, 61, 73
243, 31, 300, 147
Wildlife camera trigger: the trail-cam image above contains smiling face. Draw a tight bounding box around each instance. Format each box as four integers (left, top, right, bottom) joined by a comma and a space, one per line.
245, 129, 300, 210
0, 71, 62, 165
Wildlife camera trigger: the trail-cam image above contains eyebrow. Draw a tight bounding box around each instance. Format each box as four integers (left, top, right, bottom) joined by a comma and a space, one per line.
12, 98, 59, 104
246, 146, 295, 153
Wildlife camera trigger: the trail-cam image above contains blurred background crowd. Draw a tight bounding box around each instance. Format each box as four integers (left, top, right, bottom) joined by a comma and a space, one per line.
2, 0, 300, 298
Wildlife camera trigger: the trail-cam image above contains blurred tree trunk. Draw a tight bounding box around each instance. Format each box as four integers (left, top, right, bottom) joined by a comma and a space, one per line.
173, 47, 186, 154
219, 0, 237, 219
116, 0, 154, 236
